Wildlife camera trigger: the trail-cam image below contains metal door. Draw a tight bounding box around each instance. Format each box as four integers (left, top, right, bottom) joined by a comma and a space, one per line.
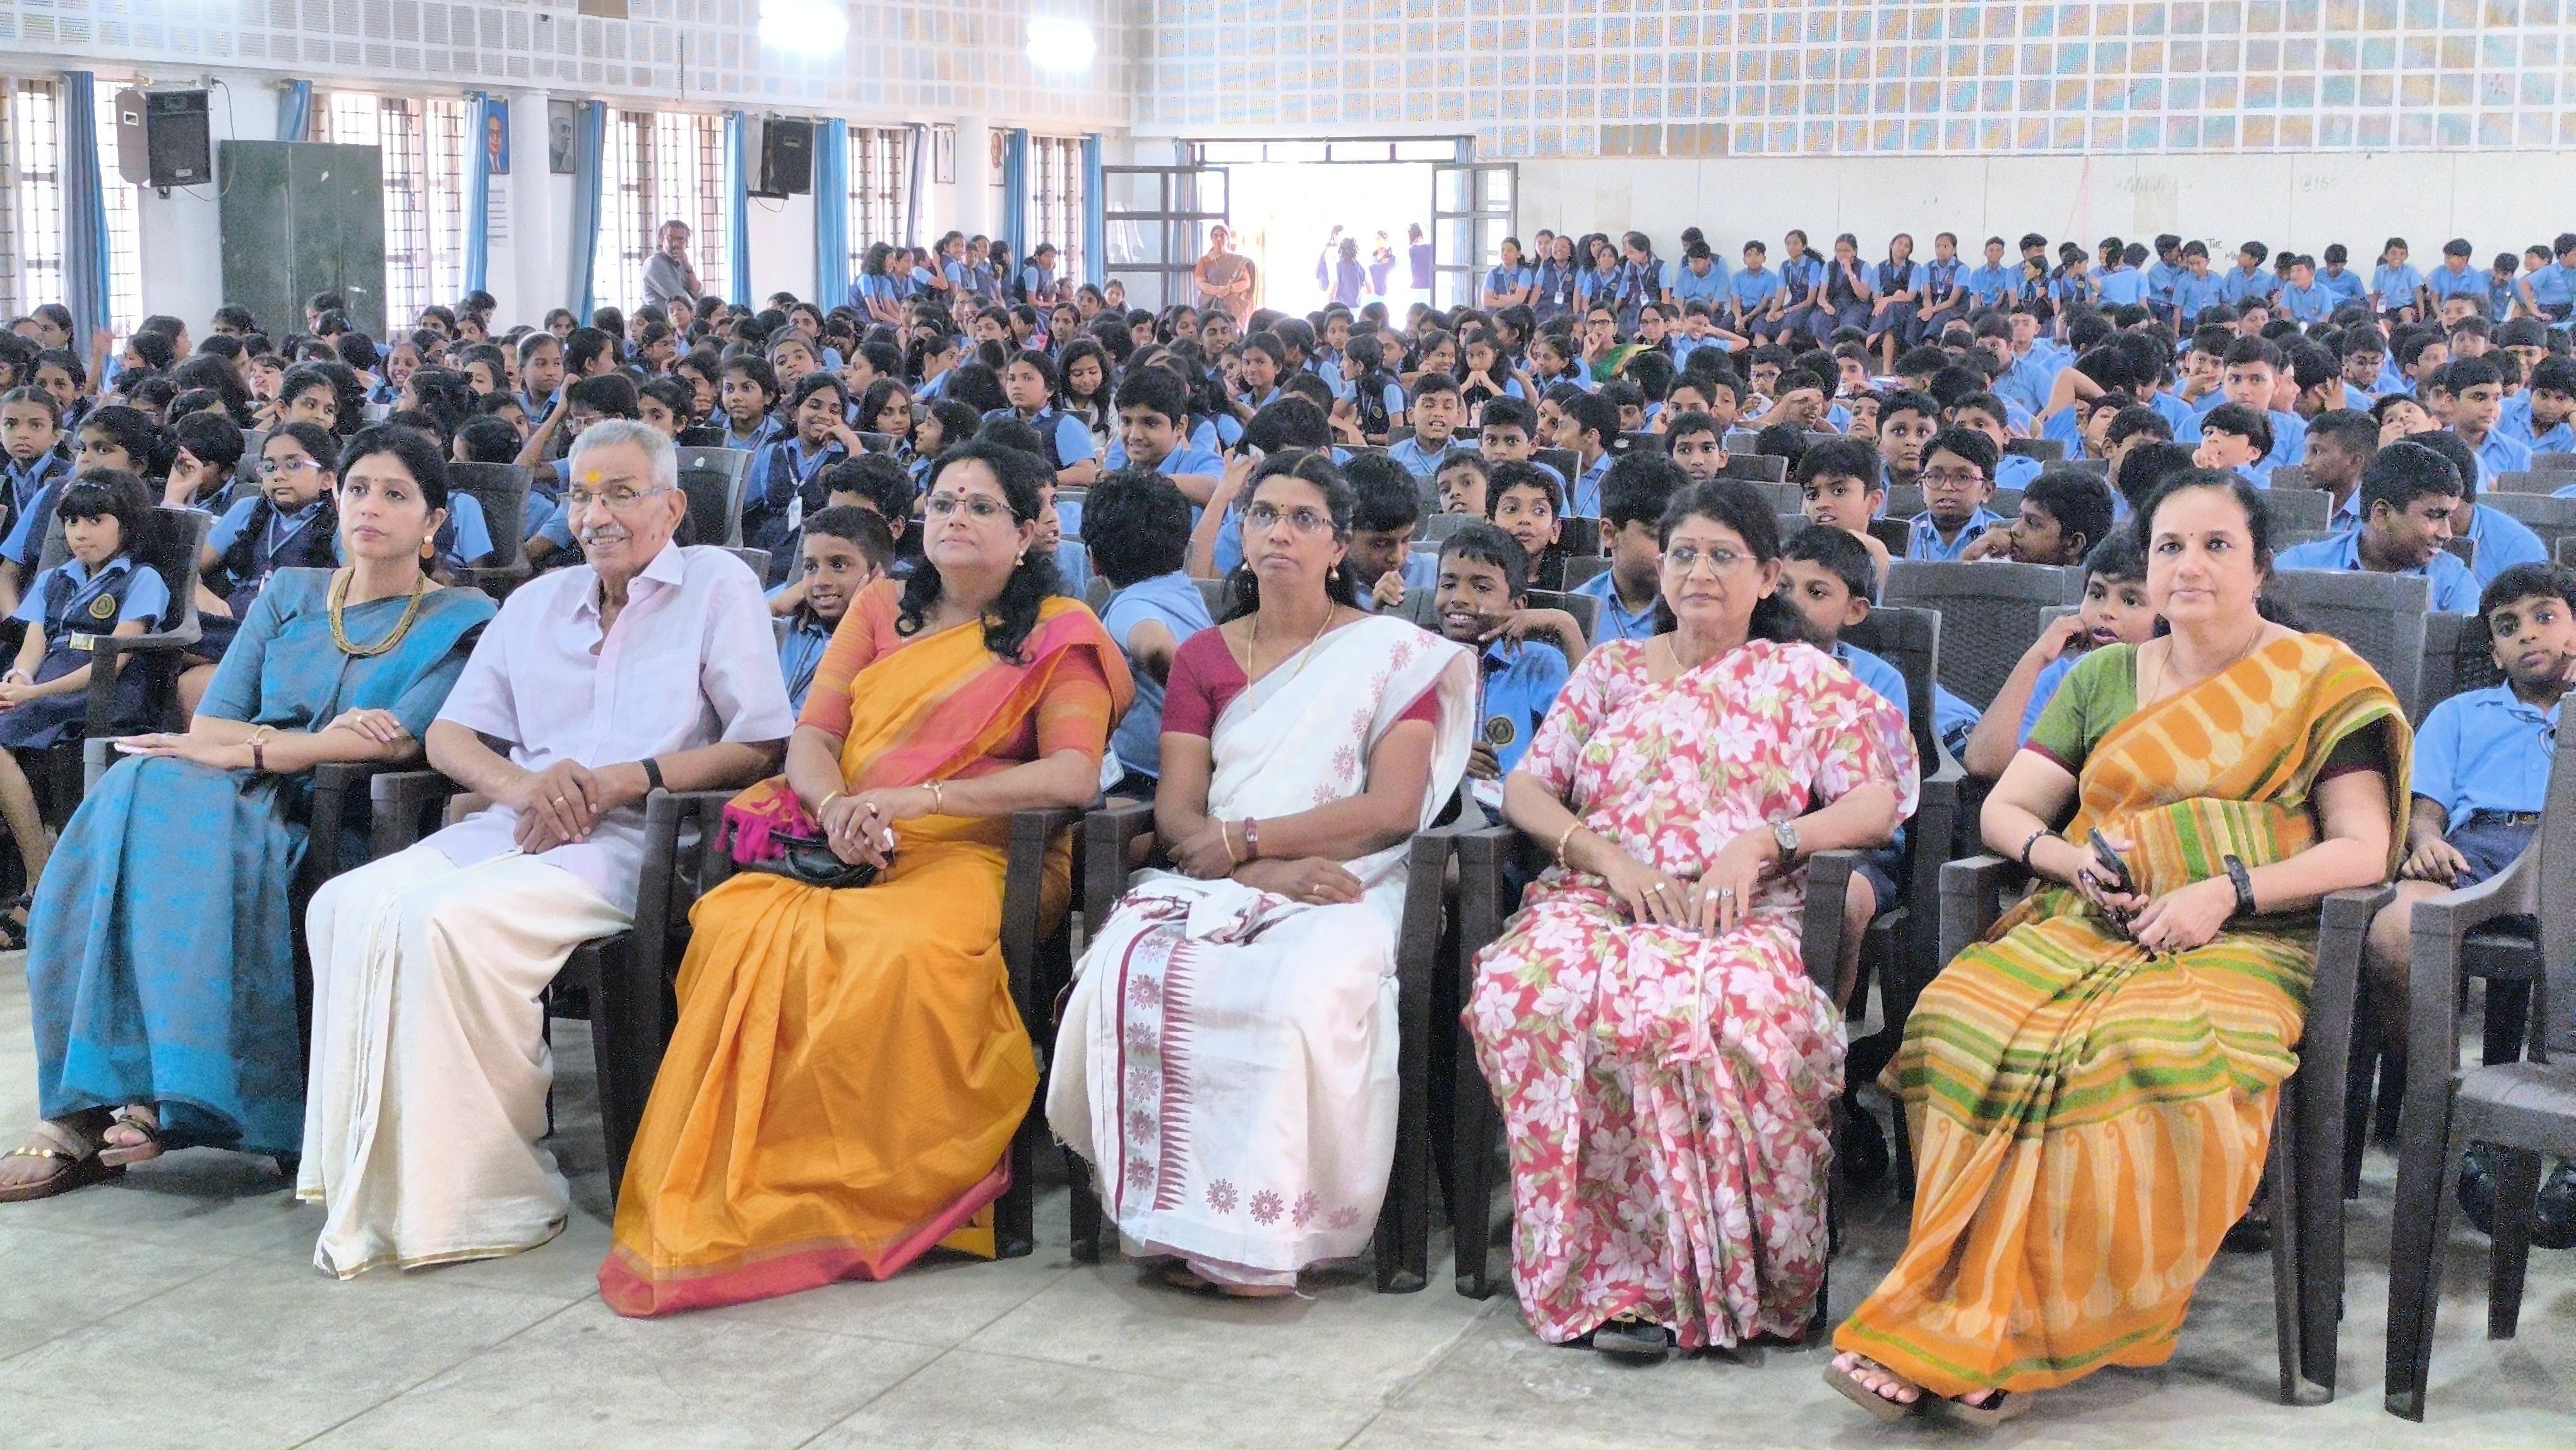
1100, 164, 1229, 315
1430, 162, 1516, 311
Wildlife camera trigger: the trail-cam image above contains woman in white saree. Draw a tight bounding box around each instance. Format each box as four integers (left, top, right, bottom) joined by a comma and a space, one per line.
1050, 452, 1473, 1295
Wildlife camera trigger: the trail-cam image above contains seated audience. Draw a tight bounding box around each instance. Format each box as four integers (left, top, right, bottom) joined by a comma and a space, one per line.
1575, 453, 1681, 643
1435, 521, 1578, 815
2274, 439, 2481, 612
1468, 479, 1913, 1357
1089, 467, 1213, 790
1051, 450, 1473, 1296
1904, 427, 2004, 561
1960, 532, 2156, 779
775, 505, 892, 712
300, 420, 793, 1278
1, 431, 492, 1197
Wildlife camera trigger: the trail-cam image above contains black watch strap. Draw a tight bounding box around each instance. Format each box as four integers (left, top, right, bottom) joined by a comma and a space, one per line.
641, 757, 665, 794
2223, 854, 2256, 918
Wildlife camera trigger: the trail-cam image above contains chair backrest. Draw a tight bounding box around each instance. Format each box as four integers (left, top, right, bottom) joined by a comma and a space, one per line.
1558, 516, 1602, 556
1724, 428, 1763, 455
1535, 447, 1580, 483
854, 430, 899, 455
2266, 567, 2431, 718
2418, 611, 2506, 724
2531, 452, 2576, 474
2494, 469, 2556, 495
1559, 554, 1611, 590
444, 462, 531, 573
2480, 491, 2576, 554
2004, 438, 2066, 463
2259, 486, 2333, 534
2537, 711, 2576, 1058
722, 546, 770, 582
1883, 484, 1926, 518
2442, 534, 2476, 568
1989, 486, 2023, 517
1084, 576, 1112, 613
1883, 560, 2080, 709
2267, 464, 2309, 493
1195, 577, 1229, 616
2063, 458, 2109, 479
676, 445, 751, 548
1613, 431, 1664, 458
1400, 585, 1440, 629
1867, 516, 1911, 556
1719, 453, 1789, 483
1841, 604, 1941, 757
1527, 586, 1599, 642
1419, 512, 1476, 544
2561, 534, 2576, 567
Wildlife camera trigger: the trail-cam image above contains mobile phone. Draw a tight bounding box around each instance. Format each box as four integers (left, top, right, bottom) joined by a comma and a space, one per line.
2087, 829, 2135, 896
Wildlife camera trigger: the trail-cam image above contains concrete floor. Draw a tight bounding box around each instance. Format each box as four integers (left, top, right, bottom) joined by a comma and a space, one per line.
0, 966, 2568, 1448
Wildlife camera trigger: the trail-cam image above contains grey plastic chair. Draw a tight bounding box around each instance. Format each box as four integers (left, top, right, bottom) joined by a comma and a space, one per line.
2260, 487, 2333, 534
2478, 491, 2576, 558
676, 445, 752, 548
2265, 569, 2431, 719
1882, 560, 2082, 710
1719, 453, 1789, 483
2491, 469, 2554, 495
446, 461, 532, 596
2383, 716, 2576, 1420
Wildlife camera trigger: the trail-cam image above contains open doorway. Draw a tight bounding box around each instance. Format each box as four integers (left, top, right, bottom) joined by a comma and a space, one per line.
1193, 139, 1467, 316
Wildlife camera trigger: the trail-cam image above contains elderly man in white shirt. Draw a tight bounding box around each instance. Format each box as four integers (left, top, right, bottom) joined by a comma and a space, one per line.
299, 419, 794, 1278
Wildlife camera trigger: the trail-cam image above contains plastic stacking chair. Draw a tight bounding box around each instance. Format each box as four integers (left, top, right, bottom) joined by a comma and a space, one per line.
2265, 570, 2431, 719
1937, 853, 2388, 1405
1068, 800, 1455, 1291
1881, 560, 2080, 710
446, 462, 533, 598
39, 506, 212, 821
2383, 718, 2576, 1421
676, 445, 753, 548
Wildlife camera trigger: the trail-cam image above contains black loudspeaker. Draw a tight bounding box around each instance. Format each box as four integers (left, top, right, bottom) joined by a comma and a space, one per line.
751, 117, 813, 199
145, 90, 212, 189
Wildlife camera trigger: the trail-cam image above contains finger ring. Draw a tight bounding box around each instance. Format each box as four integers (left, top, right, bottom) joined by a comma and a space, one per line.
552, 798, 568, 808
1717, 889, 1735, 899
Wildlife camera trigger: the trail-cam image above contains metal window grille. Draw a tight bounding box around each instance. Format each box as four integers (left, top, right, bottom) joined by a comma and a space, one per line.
9, 81, 62, 313
590, 109, 651, 317
90, 87, 142, 337
647, 112, 727, 307
1027, 135, 1085, 284
846, 125, 909, 274
424, 97, 470, 308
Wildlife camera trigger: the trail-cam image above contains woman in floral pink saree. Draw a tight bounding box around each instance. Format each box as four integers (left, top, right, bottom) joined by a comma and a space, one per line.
1466, 482, 1915, 1357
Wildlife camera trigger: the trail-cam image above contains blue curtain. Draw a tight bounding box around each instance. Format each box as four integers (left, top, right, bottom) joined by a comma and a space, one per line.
814, 118, 849, 309
903, 123, 927, 248
1001, 129, 1029, 272
60, 71, 112, 343
568, 100, 606, 320
724, 112, 751, 307
462, 92, 497, 296
277, 79, 313, 142
1082, 134, 1105, 288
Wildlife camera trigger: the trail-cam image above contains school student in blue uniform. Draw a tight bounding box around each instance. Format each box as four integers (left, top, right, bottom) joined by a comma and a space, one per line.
1575, 452, 1679, 644
772, 506, 889, 713
985, 349, 1099, 487
2409, 426, 2547, 589
1727, 242, 1784, 336
1344, 457, 1441, 613
744, 373, 859, 581
198, 422, 345, 662
2275, 255, 2335, 325
1904, 428, 2006, 562
1432, 522, 1575, 818
2505, 355, 2576, 455
1087, 470, 1215, 792
2274, 440, 2483, 612
1387, 373, 1465, 479
0, 390, 68, 555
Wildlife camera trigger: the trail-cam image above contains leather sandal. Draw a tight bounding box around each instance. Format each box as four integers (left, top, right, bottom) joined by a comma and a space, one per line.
0, 1122, 122, 1203
97, 1105, 164, 1168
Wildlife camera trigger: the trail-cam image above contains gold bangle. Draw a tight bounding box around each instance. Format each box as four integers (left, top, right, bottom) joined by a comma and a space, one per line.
1554, 819, 1583, 865
1219, 818, 1243, 866
818, 790, 842, 819
927, 781, 945, 815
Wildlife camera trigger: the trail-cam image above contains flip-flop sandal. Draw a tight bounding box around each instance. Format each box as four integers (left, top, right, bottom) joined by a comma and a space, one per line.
97, 1106, 164, 1168
1592, 1318, 1674, 1360
0, 1129, 123, 1204
1934, 1389, 2032, 1429
1823, 1362, 1923, 1422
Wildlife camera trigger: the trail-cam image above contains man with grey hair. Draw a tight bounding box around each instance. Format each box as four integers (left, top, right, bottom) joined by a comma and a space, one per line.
642, 219, 700, 308
299, 419, 794, 1278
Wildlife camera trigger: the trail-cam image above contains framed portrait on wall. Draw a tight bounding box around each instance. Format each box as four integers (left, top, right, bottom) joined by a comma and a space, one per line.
482, 98, 510, 175
548, 100, 578, 174
934, 125, 956, 184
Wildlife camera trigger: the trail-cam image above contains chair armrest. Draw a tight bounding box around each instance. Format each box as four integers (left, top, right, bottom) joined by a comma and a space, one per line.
1001, 805, 1087, 1034
1938, 853, 2020, 969
303, 761, 401, 886
369, 769, 463, 859
74, 630, 197, 737
2405, 849, 2537, 1105
81, 735, 112, 793
1453, 824, 1518, 960
1081, 797, 1157, 931
1800, 849, 1856, 997
2306, 882, 2392, 1093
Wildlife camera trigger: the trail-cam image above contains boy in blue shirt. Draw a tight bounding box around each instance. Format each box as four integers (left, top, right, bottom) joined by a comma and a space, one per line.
1345, 455, 1441, 613
2423, 238, 2484, 316
2275, 439, 2483, 611
2508, 354, 2576, 455
1960, 532, 2156, 781
773, 506, 890, 712
2319, 242, 2368, 308
2222, 241, 2277, 308
2410, 426, 2546, 589
1575, 451, 1681, 644
2092, 236, 2150, 309
1435, 521, 1577, 817
1905, 427, 2005, 562
1553, 392, 1619, 517
1112, 368, 1225, 506
1965, 235, 2015, 309
1088, 469, 1215, 790
2192, 403, 2274, 488
1668, 241, 1729, 313
2363, 561, 2573, 1143
2431, 356, 2535, 489
1726, 242, 1782, 337
2276, 255, 2334, 326
1388, 373, 1465, 479
2169, 242, 2227, 330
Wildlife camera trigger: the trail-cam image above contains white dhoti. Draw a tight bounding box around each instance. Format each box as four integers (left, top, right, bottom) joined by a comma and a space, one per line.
298, 845, 629, 1277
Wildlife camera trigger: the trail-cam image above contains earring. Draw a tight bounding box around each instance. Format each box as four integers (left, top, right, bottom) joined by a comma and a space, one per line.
420, 541, 436, 561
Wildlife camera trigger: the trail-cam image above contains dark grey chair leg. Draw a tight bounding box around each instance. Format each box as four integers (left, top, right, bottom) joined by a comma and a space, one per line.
2382, 1081, 2457, 1418
1066, 1149, 1105, 1263
2387, 1124, 2476, 1420
2269, 1094, 2308, 1405
1451, 1029, 1503, 1299
2486, 1147, 2542, 1339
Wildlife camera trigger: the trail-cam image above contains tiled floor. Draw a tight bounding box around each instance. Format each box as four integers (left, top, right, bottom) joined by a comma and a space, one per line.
0, 967, 2568, 1448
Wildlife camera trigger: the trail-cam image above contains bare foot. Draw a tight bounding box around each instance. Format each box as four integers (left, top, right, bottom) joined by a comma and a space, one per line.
1830, 1350, 1923, 1407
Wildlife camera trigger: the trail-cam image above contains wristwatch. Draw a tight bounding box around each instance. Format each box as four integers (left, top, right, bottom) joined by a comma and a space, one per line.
2223, 854, 2257, 918
1771, 817, 1801, 865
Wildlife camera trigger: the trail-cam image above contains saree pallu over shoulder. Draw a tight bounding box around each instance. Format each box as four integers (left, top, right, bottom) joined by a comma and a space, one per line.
1837, 633, 2409, 1398
603, 594, 1129, 1317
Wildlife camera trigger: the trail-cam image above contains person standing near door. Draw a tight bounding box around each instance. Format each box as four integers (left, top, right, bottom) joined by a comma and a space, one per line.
1195, 225, 1255, 321
1408, 222, 1436, 306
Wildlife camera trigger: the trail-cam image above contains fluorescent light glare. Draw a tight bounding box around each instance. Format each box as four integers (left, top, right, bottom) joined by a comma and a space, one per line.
1027, 17, 1097, 73
758, 0, 847, 56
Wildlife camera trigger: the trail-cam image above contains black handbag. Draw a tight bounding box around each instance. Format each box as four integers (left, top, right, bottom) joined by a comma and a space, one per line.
737, 829, 883, 890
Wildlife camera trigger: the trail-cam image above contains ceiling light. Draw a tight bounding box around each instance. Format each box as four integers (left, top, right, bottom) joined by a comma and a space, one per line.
1028, 17, 1097, 73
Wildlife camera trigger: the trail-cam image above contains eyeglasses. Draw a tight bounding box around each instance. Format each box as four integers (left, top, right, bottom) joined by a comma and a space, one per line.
1662, 545, 1750, 576
1242, 501, 1337, 535
926, 492, 1012, 521
565, 484, 676, 515
258, 456, 322, 476
1921, 467, 1988, 487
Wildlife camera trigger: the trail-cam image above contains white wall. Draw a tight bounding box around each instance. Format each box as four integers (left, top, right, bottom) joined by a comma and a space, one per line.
1510, 152, 2576, 266
743, 190, 818, 307
134, 69, 268, 328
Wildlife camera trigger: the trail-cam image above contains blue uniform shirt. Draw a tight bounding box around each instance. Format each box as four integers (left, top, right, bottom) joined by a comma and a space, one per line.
2277, 282, 2334, 325
1729, 267, 1782, 314
1573, 568, 1657, 644
2525, 262, 2575, 313
2410, 684, 2558, 825
776, 606, 836, 712
2466, 428, 2534, 489
2273, 527, 2484, 612
2424, 264, 2484, 306
1387, 436, 1459, 481
2376, 262, 2430, 309
2019, 652, 2082, 746
1099, 571, 1214, 782
1933, 685, 1981, 761
2175, 272, 2228, 321
1835, 642, 1907, 722
2321, 265, 2368, 306
1570, 452, 1613, 518
1905, 506, 2005, 562
13, 554, 169, 633
2222, 264, 2278, 306
2095, 267, 2150, 308
1476, 638, 1572, 779
1669, 260, 1729, 308
1483, 263, 1535, 301
1965, 262, 2015, 307
2464, 501, 2548, 587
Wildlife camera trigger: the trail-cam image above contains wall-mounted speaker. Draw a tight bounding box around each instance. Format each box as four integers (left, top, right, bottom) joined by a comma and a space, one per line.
145, 90, 213, 189
750, 116, 813, 199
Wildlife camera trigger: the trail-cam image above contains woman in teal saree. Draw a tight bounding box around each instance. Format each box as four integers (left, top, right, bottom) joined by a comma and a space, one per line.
1, 427, 494, 1199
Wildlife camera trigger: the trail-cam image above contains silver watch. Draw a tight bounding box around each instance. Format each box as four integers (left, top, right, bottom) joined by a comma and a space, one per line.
1771, 817, 1801, 863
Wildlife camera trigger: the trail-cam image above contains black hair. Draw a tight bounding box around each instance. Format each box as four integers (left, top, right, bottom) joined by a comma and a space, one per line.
1244, 395, 1333, 453
2199, 403, 2275, 458
2407, 429, 2480, 502
1784, 521, 1876, 604
1921, 426, 1998, 480
1561, 392, 1619, 450
946, 361, 1008, 416
2444, 355, 2503, 393
1083, 468, 1195, 587
455, 415, 521, 465
78, 404, 169, 477
800, 504, 895, 576
2023, 467, 2117, 561
2080, 528, 2147, 585
124, 330, 177, 374
1345, 452, 1424, 534
787, 371, 847, 417
276, 362, 339, 421
638, 376, 695, 424
1219, 450, 1363, 621
1753, 422, 1810, 470
720, 354, 780, 401
2114, 440, 2200, 517
52, 471, 149, 561
1114, 365, 1190, 424
1005, 347, 1060, 395
1794, 436, 1878, 491
1600, 452, 1685, 531
2479, 561, 2576, 621
820, 452, 917, 523
1478, 395, 1538, 436
1484, 459, 1564, 518
1652, 480, 1804, 642
1438, 518, 1530, 600
2306, 407, 2380, 458
263, 420, 343, 477
170, 411, 245, 475
899, 441, 1059, 661
974, 416, 1049, 462
0, 384, 60, 429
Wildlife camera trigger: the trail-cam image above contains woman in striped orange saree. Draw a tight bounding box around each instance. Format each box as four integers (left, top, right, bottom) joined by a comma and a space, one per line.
602, 445, 1130, 1316
1831, 474, 2407, 1424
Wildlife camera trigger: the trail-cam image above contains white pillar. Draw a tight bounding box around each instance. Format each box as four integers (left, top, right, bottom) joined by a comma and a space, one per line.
951, 116, 992, 241
498, 87, 565, 322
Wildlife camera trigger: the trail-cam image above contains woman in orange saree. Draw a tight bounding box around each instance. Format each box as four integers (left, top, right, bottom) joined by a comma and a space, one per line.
1830, 474, 2406, 1423
602, 445, 1130, 1316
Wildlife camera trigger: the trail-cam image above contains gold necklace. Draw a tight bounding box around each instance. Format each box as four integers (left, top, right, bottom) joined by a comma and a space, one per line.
1251, 603, 1336, 687
330, 568, 429, 658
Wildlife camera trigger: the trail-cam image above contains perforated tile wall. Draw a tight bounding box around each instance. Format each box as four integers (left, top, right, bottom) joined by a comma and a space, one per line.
0, 0, 1134, 125
1137, 0, 2576, 157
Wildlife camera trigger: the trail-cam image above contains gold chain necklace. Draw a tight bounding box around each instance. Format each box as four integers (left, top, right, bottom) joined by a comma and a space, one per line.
1250, 603, 1336, 688
329, 568, 429, 659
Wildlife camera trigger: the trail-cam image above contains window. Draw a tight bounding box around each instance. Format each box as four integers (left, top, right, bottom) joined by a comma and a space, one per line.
318, 93, 439, 328
9, 80, 64, 314
1026, 135, 1087, 285
590, 109, 651, 318
422, 98, 470, 308
90, 88, 143, 338
648, 112, 728, 306
844, 125, 909, 284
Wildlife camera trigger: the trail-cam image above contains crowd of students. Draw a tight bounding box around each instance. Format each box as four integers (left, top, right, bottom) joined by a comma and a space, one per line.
0, 213, 2567, 1423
